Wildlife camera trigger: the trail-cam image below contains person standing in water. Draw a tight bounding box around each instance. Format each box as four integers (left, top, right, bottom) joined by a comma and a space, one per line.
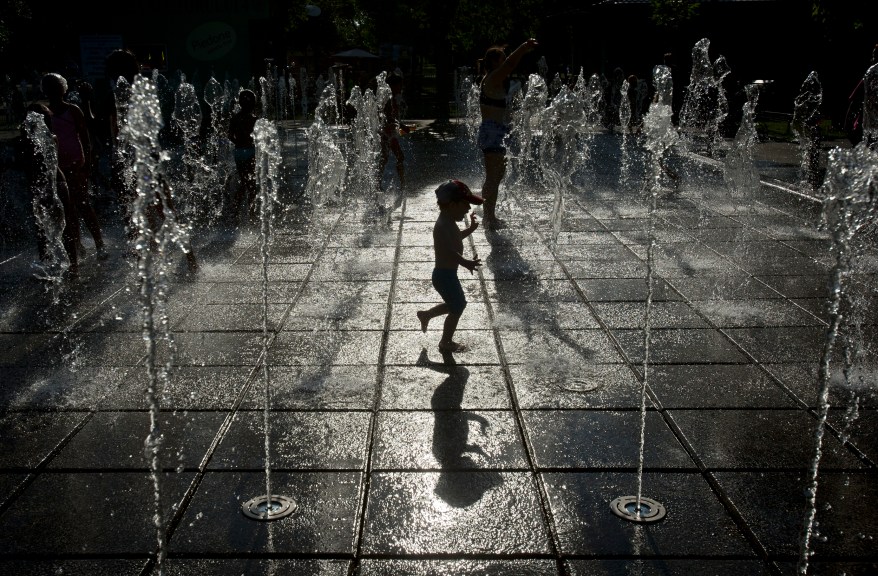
228, 89, 259, 221
42, 72, 107, 259
477, 38, 538, 229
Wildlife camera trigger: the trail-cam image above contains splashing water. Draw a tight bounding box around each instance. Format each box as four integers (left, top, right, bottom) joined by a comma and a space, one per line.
643, 65, 680, 194
679, 38, 727, 157
797, 143, 878, 575
345, 72, 391, 214
723, 83, 761, 197
23, 112, 69, 282
534, 84, 587, 243
792, 71, 823, 190
508, 73, 548, 189
304, 85, 347, 207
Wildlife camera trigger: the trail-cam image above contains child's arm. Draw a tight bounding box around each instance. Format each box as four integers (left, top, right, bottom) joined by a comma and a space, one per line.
460, 214, 479, 239
459, 254, 482, 274
436, 224, 482, 274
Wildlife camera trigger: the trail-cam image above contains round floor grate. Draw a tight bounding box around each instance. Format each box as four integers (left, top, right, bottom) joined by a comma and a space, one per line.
609, 496, 666, 523
554, 378, 602, 393
241, 494, 297, 521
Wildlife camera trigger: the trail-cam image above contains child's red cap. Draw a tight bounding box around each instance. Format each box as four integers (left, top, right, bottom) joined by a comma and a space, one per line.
435, 180, 484, 205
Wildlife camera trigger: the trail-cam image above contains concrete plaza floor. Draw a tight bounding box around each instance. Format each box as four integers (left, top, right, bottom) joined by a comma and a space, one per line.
0, 122, 875, 575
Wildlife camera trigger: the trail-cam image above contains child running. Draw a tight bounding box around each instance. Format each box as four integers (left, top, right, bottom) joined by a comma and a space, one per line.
417, 180, 483, 352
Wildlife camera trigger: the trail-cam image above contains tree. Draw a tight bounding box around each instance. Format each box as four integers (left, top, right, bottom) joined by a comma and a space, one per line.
649, 0, 700, 31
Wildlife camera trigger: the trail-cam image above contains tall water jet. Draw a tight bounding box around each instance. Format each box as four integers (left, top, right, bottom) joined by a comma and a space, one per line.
170, 78, 205, 220
584, 73, 605, 128
791, 71, 823, 190
122, 73, 193, 573
709, 55, 732, 157
619, 76, 636, 186
643, 65, 680, 194
575, 71, 605, 181
797, 144, 877, 574
299, 67, 310, 120
463, 77, 481, 150
202, 76, 234, 223
241, 117, 297, 522
610, 63, 675, 525
290, 69, 299, 120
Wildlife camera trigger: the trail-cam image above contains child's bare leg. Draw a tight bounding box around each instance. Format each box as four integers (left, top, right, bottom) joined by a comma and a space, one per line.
417, 303, 448, 333
438, 312, 465, 351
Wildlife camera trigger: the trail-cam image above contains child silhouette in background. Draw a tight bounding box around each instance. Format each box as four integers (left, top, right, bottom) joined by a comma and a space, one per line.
380, 72, 407, 190
417, 180, 483, 353
228, 89, 259, 222
42, 72, 107, 259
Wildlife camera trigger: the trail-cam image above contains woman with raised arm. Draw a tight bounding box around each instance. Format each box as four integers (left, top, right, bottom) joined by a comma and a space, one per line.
477, 38, 538, 229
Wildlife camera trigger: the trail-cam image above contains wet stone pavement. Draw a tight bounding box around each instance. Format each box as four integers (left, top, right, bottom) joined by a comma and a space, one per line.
0, 124, 875, 575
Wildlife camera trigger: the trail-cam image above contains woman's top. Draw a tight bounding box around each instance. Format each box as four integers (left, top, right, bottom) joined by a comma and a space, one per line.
479, 93, 507, 109
479, 74, 510, 124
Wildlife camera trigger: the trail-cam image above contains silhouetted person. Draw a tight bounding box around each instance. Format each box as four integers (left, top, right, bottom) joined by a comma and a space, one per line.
41, 73, 106, 259
478, 38, 538, 228
228, 88, 259, 221
417, 180, 483, 353
380, 72, 407, 190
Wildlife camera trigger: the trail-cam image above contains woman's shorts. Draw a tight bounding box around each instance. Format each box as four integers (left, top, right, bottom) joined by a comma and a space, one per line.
432, 268, 467, 316
477, 119, 509, 154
